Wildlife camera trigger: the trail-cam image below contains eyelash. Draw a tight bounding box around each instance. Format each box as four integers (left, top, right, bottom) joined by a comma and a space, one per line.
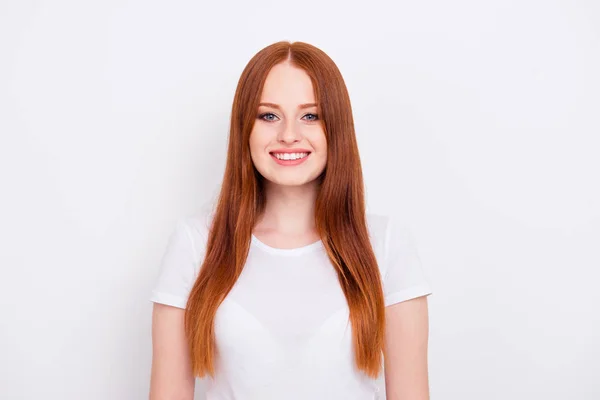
258, 112, 319, 122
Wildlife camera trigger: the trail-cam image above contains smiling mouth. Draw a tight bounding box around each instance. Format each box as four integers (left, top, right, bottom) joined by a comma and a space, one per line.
270, 152, 311, 161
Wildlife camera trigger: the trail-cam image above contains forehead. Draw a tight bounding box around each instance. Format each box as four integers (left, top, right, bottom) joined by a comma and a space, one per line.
260, 62, 316, 104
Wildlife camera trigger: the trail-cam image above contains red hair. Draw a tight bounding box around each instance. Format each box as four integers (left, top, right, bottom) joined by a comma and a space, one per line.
184, 41, 385, 378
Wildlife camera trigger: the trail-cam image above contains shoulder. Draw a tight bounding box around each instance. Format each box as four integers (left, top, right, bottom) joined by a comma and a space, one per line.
365, 212, 413, 275
172, 205, 214, 262
184, 207, 213, 241
366, 212, 433, 304
365, 212, 389, 270
366, 211, 412, 244
365, 211, 405, 247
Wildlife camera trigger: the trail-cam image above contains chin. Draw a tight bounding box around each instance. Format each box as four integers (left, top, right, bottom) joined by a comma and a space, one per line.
268, 175, 319, 187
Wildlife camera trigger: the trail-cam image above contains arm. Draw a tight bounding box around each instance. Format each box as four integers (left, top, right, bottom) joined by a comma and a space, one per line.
149, 303, 195, 400
384, 296, 430, 400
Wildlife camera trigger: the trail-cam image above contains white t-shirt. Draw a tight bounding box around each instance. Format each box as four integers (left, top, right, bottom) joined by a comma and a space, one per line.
150, 210, 433, 400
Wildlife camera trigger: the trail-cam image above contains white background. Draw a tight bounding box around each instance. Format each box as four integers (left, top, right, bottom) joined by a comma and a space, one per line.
1, 0, 599, 399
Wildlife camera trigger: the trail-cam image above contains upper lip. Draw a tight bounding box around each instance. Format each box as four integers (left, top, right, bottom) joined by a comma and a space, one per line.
270, 149, 311, 154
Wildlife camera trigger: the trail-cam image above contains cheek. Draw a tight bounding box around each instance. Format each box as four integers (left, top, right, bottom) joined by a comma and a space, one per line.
249, 125, 274, 147
309, 132, 327, 168
248, 132, 266, 161
312, 131, 327, 154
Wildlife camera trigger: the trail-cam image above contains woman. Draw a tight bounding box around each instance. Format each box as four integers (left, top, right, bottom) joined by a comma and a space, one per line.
149, 41, 432, 400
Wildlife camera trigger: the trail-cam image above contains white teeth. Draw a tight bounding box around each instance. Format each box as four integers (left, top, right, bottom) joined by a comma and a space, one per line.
274, 152, 308, 160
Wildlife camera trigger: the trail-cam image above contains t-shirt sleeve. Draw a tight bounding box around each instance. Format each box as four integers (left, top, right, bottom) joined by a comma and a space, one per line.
381, 216, 433, 307
149, 218, 201, 309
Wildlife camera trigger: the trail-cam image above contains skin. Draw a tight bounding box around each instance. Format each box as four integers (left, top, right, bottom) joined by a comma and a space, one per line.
249, 60, 328, 247
385, 297, 431, 400
149, 61, 430, 400
150, 304, 194, 400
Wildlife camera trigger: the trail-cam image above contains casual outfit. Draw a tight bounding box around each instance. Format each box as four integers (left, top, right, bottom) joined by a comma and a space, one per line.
150, 209, 432, 400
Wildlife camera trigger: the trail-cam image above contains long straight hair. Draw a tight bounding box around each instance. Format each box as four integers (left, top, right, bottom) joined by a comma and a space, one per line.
184, 41, 386, 378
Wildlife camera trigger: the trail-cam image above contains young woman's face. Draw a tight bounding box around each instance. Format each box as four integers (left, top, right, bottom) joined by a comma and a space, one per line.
249, 62, 327, 187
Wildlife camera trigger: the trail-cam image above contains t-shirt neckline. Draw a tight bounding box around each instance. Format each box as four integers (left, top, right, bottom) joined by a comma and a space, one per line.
250, 234, 324, 256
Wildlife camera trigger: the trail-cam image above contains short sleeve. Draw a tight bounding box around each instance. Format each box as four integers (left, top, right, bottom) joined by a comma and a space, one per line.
381, 216, 433, 307
149, 218, 201, 309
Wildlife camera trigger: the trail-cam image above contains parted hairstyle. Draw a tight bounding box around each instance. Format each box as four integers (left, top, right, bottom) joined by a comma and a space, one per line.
184, 40, 386, 378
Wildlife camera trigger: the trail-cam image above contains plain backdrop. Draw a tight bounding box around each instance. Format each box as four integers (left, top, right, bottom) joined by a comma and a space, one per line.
1, 0, 599, 399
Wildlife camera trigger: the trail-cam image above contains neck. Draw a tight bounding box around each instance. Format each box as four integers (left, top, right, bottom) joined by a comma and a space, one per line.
256, 180, 320, 235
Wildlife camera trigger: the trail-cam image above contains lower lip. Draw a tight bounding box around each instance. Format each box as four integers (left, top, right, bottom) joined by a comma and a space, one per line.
270, 153, 310, 166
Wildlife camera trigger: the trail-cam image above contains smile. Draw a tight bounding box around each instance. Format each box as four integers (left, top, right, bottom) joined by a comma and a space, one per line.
273, 152, 309, 160
270, 152, 311, 166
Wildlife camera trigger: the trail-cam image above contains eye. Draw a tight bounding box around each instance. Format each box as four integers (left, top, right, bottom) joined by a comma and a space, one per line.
258, 112, 278, 122
302, 113, 319, 121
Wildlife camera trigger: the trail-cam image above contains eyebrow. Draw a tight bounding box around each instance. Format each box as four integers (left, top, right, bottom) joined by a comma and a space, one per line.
258, 102, 318, 110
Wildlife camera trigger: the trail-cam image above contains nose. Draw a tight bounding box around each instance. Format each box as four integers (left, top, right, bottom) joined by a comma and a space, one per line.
277, 120, 301, 144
